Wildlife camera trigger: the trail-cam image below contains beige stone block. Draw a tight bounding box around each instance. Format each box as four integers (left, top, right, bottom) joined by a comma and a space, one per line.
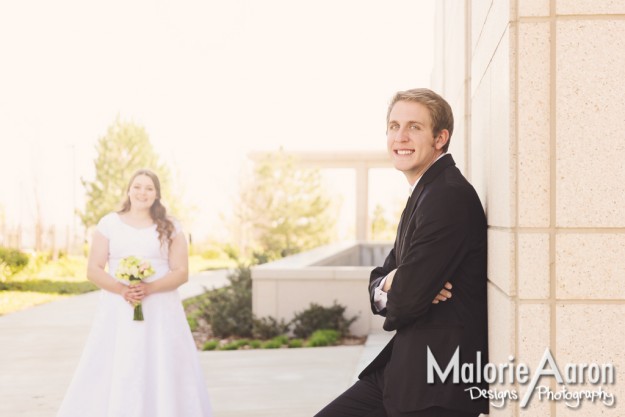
446, 86, 467, 176
519, 0, 550, 16
487, 282, 516, 416
556, 20, 625, 227
487, 31, 516, 229
556, 304, 625, 416
556, 400, 621, 416
518, 233, 550, 299
475, 31, 515, 228
488, 229, 515, 296
471, 71, 491, 210
442, 0, 466, 99
519, 396, 551, 416
556, 233, 625, 299
518, 22, 550, 228
517, 303, 552, 416
487, 282, 515, 364
518, 304, 550, 368
557, 0, 625, 15
471, 0, 492, 52
472, 0, 511, 85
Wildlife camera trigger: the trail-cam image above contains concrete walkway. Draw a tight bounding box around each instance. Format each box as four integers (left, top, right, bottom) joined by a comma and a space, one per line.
0, 270, 392, 417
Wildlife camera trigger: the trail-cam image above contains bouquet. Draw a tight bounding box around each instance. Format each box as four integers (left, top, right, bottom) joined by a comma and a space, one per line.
115, 256, 155, 321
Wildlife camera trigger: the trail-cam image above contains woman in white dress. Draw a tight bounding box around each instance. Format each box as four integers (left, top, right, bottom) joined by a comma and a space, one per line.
58, 169, 212, 417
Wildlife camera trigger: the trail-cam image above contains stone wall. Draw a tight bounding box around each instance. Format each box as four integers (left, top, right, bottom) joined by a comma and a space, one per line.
432, 1, 625, 416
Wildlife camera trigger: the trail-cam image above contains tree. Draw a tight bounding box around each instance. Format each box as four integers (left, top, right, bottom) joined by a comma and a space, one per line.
234, 150, 337, 262
370, 203, 398, 242
79, 117, 176, 230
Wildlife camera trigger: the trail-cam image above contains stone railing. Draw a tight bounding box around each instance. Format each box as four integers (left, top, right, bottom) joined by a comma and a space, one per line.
251, 241, 393, 336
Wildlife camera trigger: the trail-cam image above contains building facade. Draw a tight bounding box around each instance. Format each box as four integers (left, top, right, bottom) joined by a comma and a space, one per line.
432, 1, 625, 416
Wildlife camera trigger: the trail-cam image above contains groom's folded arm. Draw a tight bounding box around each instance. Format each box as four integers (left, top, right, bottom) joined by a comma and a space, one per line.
373, 276, 389, 312
384, 193, 470, 331
368, 247, 397, 316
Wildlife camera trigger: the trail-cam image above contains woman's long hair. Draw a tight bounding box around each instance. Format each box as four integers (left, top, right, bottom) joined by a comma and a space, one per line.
118, 169, 175, 247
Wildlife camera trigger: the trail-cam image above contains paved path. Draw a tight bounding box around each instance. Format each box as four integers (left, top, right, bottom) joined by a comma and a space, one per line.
0, 270, 392, 417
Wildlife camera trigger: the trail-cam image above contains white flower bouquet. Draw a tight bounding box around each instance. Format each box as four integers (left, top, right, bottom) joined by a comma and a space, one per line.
115, 256, 155, 321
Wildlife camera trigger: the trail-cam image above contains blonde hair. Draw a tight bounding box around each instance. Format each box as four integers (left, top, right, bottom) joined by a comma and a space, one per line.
387, 88, 454, 152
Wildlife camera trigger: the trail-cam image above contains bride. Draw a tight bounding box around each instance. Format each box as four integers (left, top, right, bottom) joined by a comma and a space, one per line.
57, 169, 212, 417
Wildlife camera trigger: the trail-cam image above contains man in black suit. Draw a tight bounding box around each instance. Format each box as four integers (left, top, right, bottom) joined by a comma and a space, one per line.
315, 89, 488, 417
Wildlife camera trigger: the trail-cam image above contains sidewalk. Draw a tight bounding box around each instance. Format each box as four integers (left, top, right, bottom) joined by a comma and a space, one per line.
0, 270, 392, 417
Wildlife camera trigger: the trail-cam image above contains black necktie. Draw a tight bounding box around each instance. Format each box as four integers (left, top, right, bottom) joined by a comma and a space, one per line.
396, 193, 412, 262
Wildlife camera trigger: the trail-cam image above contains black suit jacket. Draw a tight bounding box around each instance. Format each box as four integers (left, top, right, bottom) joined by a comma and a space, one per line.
359, 154, 489, 414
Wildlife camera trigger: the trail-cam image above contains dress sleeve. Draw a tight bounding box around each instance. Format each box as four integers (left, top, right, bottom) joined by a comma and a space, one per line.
96, 213, 114, 239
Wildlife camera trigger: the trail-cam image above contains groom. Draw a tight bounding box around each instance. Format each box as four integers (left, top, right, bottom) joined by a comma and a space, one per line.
315, 89, 489, 417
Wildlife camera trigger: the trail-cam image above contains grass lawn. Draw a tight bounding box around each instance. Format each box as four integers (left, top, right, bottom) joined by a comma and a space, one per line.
0, 254, 234, 316
0, 255, 95, 315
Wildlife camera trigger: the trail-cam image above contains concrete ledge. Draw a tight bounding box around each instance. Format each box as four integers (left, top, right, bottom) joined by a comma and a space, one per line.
251, 242, 392, 336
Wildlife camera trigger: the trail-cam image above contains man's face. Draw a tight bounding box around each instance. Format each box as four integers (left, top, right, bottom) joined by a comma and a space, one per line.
386, 100, 444, 184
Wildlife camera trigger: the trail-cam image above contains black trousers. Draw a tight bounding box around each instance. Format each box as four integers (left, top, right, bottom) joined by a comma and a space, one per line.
314, 367, 480, 417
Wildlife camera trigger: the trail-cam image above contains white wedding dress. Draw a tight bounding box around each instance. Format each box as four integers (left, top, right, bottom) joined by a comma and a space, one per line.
57, 213, 212, 417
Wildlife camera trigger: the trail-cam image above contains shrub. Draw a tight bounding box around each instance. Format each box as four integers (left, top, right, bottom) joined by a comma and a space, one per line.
234, 339, 250, 348
201, 247, 225, 260
0, 247, 29, 278
262, 339, 283, 349
288, 338, 304, 348
306, 329, 340, 347
252, 316, 290, 339
202, 340, 219, 351
291, 302, 358, 339
220, 341, 240, 350
201, 266, 253, 338
249, 340, 262, 349
187, 316, 198, 332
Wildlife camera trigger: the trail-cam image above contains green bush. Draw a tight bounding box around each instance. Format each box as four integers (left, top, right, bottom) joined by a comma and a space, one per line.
187, 316, 198, 332
306, 329, 340, 347
201, 266, 253, 338
250, 340, 262, 349
220, 341, 240, 350
291, 302, 358, 339
234, 339, 250, 348
262, 339, 283, 349
202, 340, 219, 351
0, 247, 29, 278
201, 247, 224, 260
252, 316, 290, 339
288, 338, 304, 348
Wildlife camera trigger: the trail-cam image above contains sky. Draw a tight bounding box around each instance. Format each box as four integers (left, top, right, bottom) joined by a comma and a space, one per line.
0, 0, 435, 246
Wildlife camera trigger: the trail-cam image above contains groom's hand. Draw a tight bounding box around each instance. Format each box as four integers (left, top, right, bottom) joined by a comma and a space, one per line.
382, 272, 452, 303
432, 282, 453, 304
382, 269, 397, 292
